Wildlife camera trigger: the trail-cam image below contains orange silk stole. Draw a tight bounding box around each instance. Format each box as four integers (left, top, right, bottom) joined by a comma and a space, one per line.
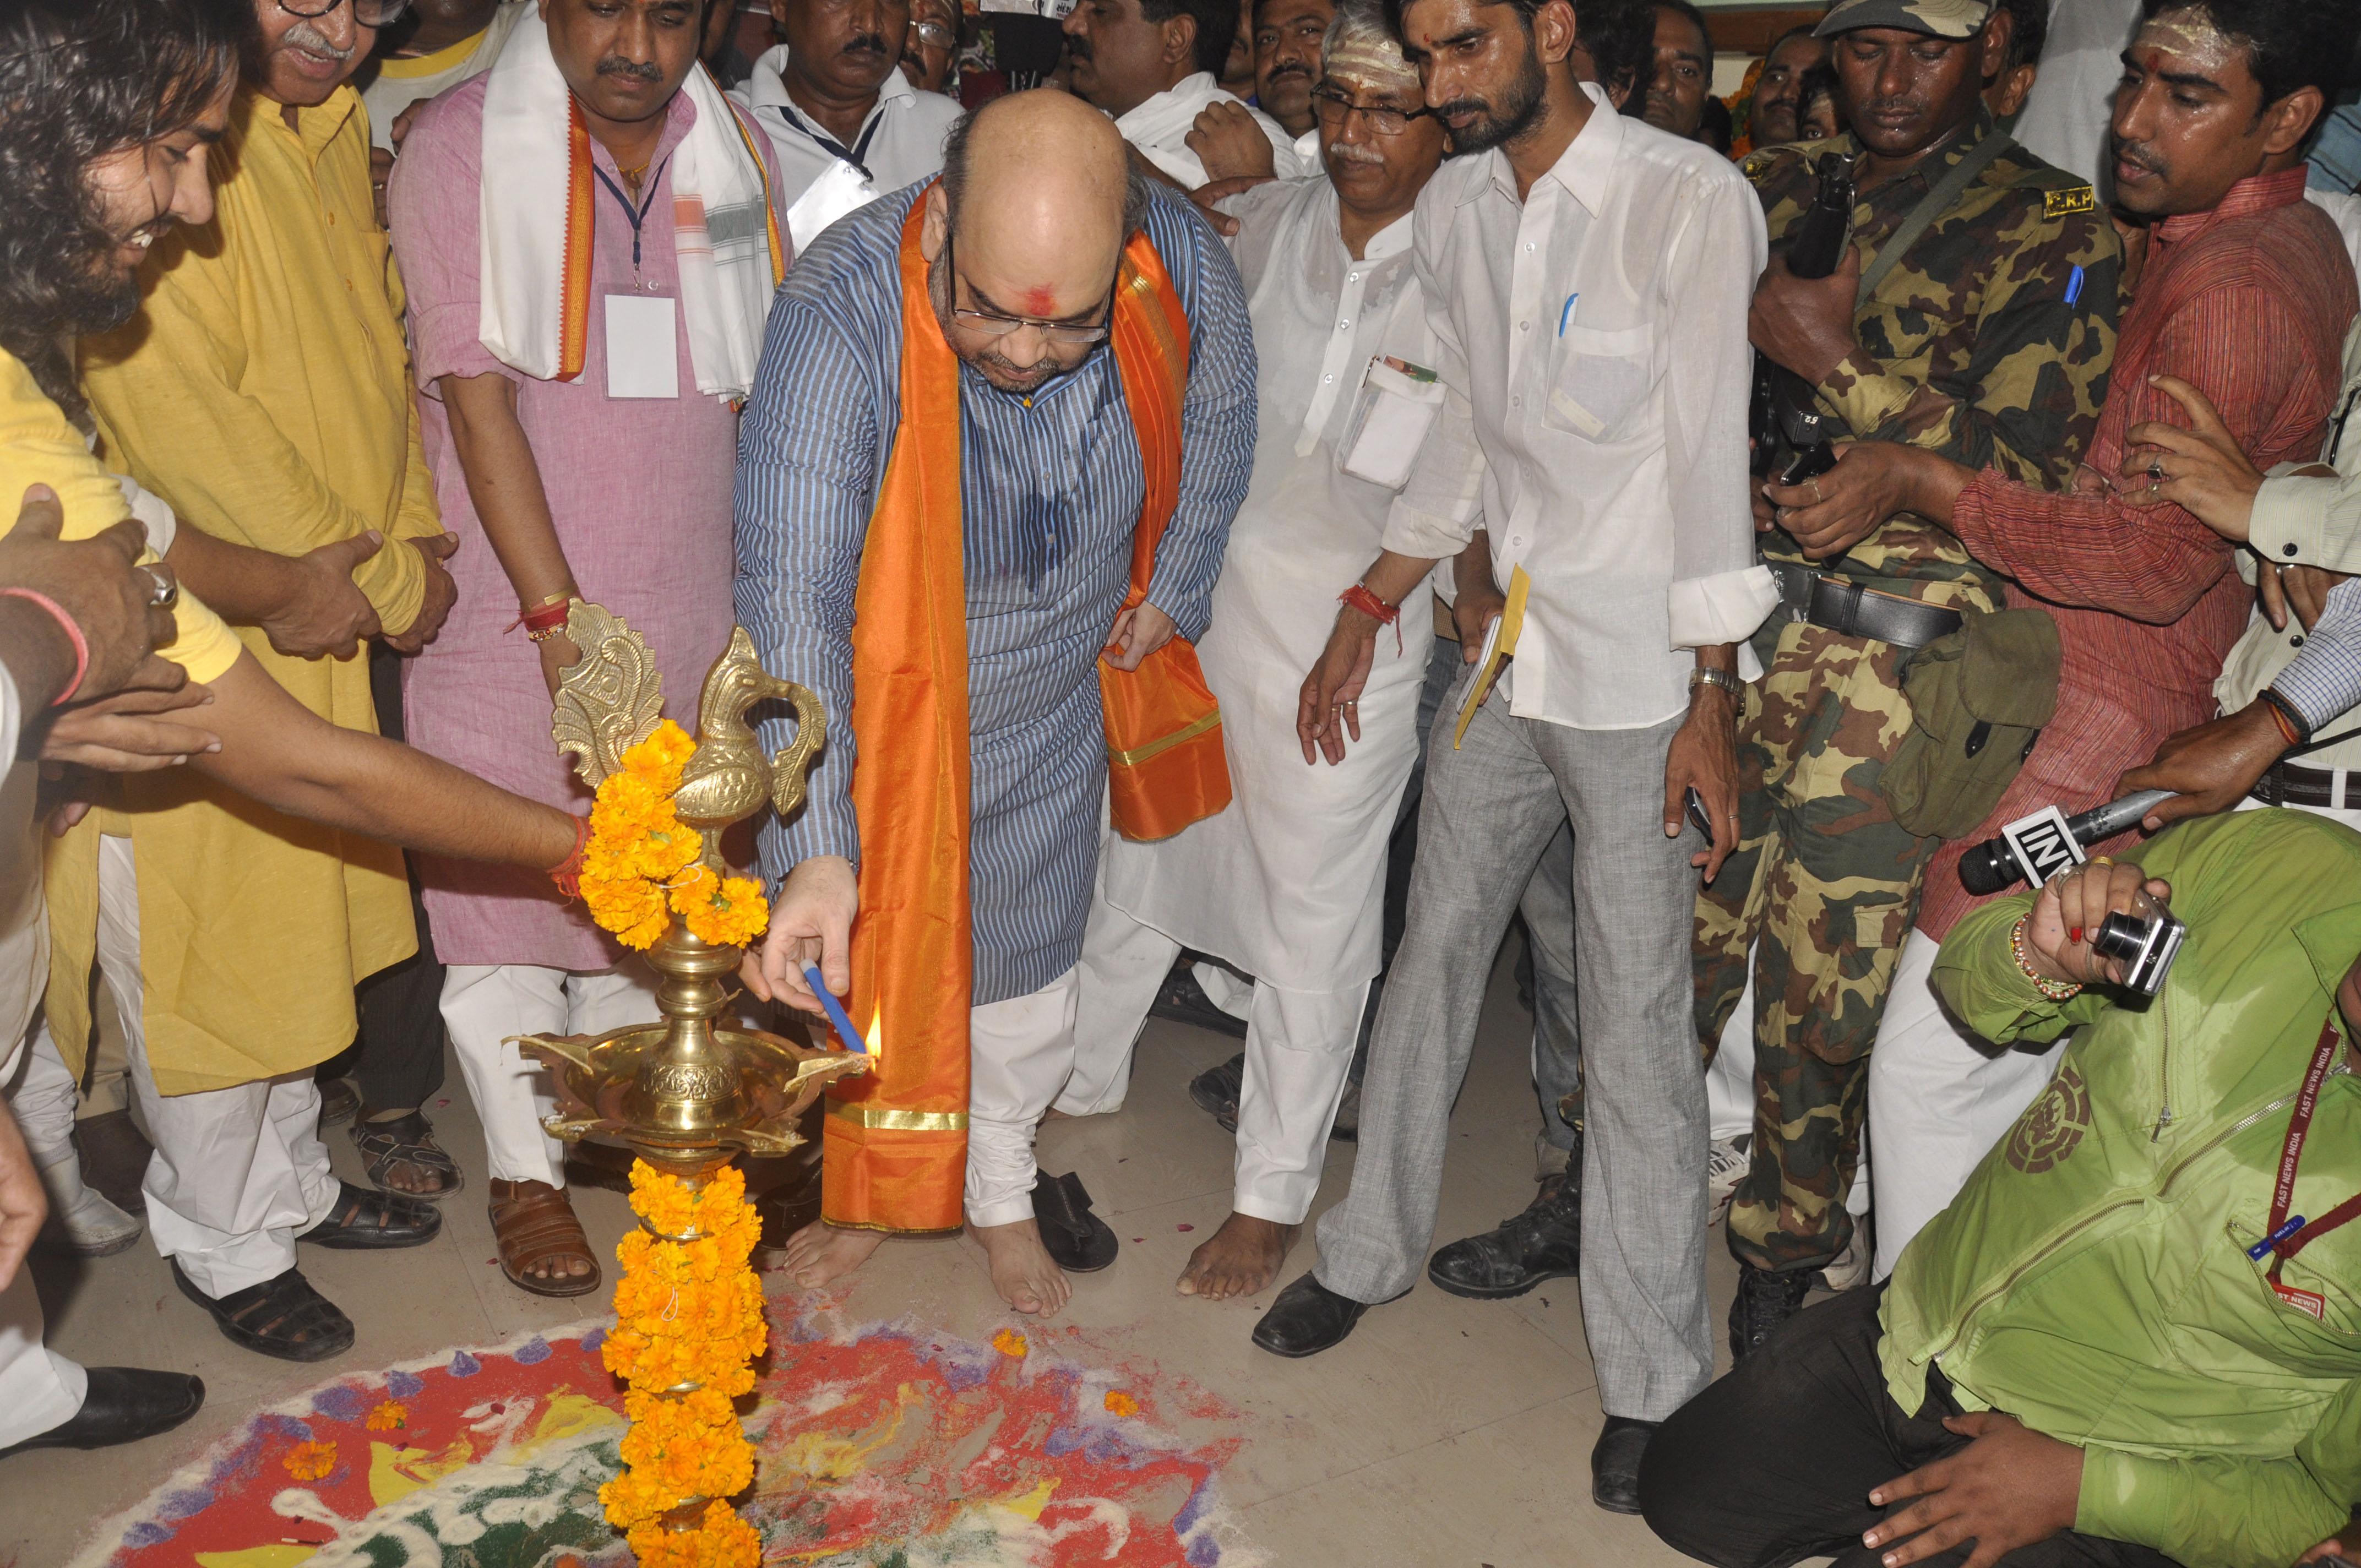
822, 199, 1230, 1234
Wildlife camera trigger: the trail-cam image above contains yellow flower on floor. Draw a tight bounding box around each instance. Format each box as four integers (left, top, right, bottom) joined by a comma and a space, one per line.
1103, 1390, 1139, 1417
993, 1329, 1029, 1358
282, 1439, 339, 1480
364, 1400, 408, 1431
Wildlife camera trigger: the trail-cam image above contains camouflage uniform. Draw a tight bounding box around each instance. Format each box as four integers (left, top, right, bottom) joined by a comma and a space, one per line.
1700, 112, 2119, 1274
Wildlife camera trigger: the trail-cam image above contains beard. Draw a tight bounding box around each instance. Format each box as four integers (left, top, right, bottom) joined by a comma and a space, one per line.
1433, 45, 1546, 155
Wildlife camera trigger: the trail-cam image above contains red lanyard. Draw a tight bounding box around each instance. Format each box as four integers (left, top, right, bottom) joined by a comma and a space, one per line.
2256, 1016, 2361, 1305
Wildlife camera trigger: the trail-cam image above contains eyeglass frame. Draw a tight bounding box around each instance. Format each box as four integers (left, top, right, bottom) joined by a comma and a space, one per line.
1309, 85, 1440, 137
908, 18, 958, 48
941, 229, 1122, 349
276, 0, 411, 24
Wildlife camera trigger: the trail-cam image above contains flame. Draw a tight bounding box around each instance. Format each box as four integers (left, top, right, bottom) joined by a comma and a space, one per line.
863, 1007, 882, 1060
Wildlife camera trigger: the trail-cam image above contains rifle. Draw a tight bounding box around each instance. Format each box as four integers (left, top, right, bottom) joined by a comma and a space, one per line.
1749, 153, 1857, 486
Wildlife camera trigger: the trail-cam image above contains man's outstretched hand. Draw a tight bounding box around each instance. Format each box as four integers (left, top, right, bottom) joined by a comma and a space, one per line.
2118, 700, 2287, 829
1863, 1412, 2083, 1568
743, 854, 856, 1015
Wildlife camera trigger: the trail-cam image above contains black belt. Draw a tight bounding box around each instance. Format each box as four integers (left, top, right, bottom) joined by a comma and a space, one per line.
2250, 759, 2359, 810
1769, 562, 1964, 650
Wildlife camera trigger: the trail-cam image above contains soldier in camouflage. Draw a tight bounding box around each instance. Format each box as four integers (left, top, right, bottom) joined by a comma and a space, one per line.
1698, 0, 2119, 1359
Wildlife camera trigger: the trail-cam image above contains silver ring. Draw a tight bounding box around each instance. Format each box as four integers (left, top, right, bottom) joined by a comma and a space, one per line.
2148, 457, 2165, 482
140, 564, 177, 609
1810, 479, 1825, 504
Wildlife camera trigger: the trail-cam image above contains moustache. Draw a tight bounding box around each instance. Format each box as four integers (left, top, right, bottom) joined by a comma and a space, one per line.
1432, 95, 1490, 121
2114, 137, 2163, 177
1268, 60, 1310, 80
597, 55, 663, 83
1326, 140, 1385, 166
842, 31, 890, 56
281, 20, 355, 61
1063, 34, 1092, 61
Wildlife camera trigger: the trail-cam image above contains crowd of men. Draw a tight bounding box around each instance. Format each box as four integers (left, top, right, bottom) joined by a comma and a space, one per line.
4, 0, 2361, 1562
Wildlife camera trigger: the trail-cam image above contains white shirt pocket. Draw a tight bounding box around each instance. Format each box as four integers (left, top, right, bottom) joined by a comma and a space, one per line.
1544, 321, 1658, 442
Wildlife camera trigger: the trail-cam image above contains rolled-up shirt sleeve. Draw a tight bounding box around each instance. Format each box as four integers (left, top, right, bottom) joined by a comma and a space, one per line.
735, 297, 879, 888
2250, 465, 2361, 574
1663, 161, 1774, 647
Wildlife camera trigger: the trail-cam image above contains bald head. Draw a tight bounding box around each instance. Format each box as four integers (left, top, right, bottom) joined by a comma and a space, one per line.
924, 92, 1148, 392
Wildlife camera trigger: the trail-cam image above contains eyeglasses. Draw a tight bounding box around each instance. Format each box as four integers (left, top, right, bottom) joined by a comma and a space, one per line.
1310, 86, 1438, 137
909, 19, 958, 48
943, 232, 1116, 347
277, 0, 411, 25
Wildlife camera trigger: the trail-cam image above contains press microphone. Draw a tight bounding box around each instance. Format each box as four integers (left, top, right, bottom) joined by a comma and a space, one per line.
1956, 790, 2178, 896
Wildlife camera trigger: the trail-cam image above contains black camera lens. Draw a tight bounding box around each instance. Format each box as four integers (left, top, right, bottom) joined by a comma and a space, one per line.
2090, 911, 2147, 962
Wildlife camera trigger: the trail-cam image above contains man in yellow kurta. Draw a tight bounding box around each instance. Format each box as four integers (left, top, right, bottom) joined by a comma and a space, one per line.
54, 0, 461, 1317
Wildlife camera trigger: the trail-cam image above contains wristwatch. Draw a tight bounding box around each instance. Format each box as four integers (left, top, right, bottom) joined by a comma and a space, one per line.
1689, 667, 1744, 700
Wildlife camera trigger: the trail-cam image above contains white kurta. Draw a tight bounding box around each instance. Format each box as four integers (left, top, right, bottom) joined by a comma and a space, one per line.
1099, 176, 1434, 993
1110, 73, 1309, 189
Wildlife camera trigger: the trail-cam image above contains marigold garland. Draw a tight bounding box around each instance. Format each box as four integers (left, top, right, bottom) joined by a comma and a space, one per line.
579, 722, 772, 951
599, 1160, 766, 1568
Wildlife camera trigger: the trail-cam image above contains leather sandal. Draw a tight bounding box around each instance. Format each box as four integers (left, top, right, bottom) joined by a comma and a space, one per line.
349, 1110, 463, 1199
299, 1180, 442, 1249
489, 1179, 602, 1298
1031, 1170, 1118, 1273
173, 1261, 354, 1363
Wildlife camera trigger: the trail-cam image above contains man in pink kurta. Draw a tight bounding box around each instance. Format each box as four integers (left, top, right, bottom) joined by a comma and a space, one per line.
386, 2, 789, 1295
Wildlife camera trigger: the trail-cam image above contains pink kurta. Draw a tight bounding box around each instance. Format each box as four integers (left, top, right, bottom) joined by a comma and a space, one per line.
388, 77, 782, 968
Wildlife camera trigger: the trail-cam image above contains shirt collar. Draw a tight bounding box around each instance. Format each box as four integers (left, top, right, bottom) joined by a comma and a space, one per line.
1464, 80, 1622, 215
1361, 207, 1415, 262
1852, 107, 1998, 203
2155, 165, 2314, 244
746, 44, 908, 124
251, 83, 361, 160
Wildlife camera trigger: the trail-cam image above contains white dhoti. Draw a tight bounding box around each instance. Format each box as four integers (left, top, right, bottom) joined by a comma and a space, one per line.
440, 961, 662, 1187
0, 1038, 84, 1449
1066, 177, 1432, 1227
965, 967, 1084, 1228
73, 836, 342, 1299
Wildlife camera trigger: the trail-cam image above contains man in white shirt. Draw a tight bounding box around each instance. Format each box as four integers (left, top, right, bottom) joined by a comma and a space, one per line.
1246, 0, 1769, 1517
1062, 0, 1307, 184
737, 0, 965, 249
1064, 0, 1446, 1304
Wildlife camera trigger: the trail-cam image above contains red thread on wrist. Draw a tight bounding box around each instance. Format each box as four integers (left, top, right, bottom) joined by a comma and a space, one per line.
519, 598, 573, 635
1340, 583, 1402, 655
546, 813, 591, 899
1, 588, 90, 707
2262, 692, 2306, 749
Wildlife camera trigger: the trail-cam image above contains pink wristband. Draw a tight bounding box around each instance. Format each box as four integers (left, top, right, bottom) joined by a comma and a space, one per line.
0, 587, 89, 707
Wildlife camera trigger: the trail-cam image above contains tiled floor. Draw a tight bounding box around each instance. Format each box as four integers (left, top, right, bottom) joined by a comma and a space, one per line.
1, 945, 1758, 1567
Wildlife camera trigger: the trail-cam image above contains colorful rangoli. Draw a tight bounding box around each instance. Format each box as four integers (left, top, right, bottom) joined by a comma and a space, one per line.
69, 1302, 1258, 1567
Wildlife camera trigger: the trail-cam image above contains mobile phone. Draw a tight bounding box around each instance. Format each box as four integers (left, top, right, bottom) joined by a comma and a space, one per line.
1685, 786, 1713, 839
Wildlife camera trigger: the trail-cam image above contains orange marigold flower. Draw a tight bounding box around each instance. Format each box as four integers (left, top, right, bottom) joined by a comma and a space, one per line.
282, 1439, 339, 1480
365, 1400, 408, 1431
1103, 1390, 1139, 1417
993, 1329, 1028, 1358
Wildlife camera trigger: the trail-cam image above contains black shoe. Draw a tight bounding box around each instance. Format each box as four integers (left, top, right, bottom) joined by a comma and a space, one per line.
1729, 1261, 1815, 1364
1590, 1415, 1657, 1514
1031, 1170, 1118, 1272
174, 1262, 355, 1363
1427, 1168, 1581, 1299
1188, 1053, 1245, 1132
1150, 963, 1249, 1040
72, 1108, 152, 1216
0, 1367, 205, 1458
297, 1180, 442, 1250
1251, 1272, 1385, 1357
316, 1075, 360, 1129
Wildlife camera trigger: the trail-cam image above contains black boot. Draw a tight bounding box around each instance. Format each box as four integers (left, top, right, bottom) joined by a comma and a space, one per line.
1426, 1164, 1581, 1300
1187, 1052, 1245, 1132
1590, 1415, 1657, 1514
1728, 1261, 1815, 1363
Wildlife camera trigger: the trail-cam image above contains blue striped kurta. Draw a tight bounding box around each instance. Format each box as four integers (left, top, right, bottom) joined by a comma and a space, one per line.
734, 181, 1258, 1005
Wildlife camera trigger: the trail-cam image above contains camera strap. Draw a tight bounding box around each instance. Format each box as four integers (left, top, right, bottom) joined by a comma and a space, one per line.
2254, 1015, 2361, 1305
1854, 130, 2017, 311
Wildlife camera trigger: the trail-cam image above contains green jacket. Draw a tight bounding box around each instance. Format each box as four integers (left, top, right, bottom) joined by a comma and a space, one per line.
1893, 809, 2361, 1568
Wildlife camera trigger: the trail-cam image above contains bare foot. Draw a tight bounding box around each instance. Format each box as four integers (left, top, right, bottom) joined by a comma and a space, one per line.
972, 1217, 1072, 1316
781, 1219, 885, 1289
1176, 1212, 1299, 1300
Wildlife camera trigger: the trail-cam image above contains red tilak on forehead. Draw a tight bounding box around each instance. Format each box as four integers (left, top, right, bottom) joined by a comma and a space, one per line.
1017, 285, 1060, 315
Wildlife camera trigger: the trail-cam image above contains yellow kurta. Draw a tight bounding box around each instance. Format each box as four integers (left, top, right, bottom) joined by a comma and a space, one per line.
56, 85, 445, 1095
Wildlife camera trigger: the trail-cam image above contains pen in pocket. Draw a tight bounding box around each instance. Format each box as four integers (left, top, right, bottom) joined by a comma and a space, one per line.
1558, 292, 1579, 336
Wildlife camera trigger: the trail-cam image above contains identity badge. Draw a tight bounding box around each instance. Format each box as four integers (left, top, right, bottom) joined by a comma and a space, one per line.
1999, 805, 2082, 889
605, 294, 679, 400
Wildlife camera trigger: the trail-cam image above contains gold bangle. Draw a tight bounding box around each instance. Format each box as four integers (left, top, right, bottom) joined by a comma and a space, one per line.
2010, 915, 2082, 1001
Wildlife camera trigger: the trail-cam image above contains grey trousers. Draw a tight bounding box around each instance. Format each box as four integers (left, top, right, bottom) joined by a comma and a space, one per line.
1313, 686, 1713, 1421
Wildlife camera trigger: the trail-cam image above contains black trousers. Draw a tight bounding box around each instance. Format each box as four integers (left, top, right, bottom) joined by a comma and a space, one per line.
1637, 1284, 2182, 1568
323, 645, 446, 1113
